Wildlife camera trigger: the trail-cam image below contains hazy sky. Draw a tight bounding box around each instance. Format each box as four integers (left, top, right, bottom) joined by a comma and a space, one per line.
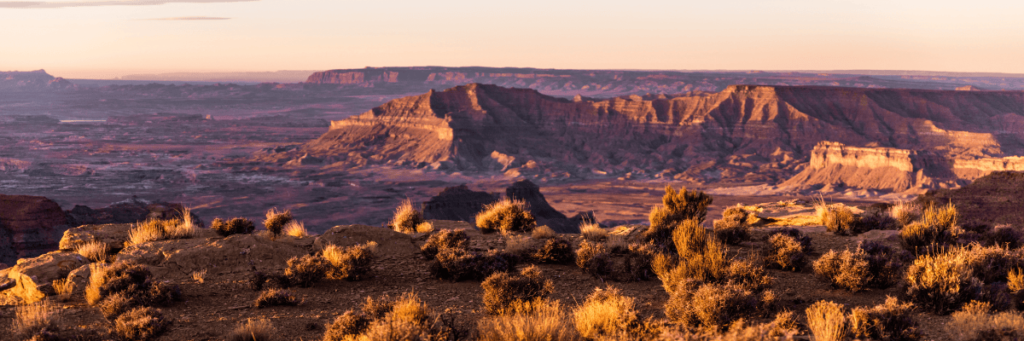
1, 0, 1023, 79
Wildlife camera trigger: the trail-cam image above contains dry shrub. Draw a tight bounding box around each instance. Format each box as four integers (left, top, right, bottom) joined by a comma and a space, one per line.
572, 287, 640, 339
166, 206, 199, 239
478, 299, 581, 341
322, 242, 377, 281
430, 248, 517, 281
415, 221, 435, 233
963, 244, 1023, 284
390, 199, 424, 233
819, 203, 862, 236
767, 228, 812, 251
858, 241, 913, 287
985, 227, 1024, 249
531, 225, 557, 239
191, 269, 207, 284
52, 277, 74, 299
575, 240, 610, 277
503, 234, 536, 259
212, 217, 256, 237
476, 198, 537, 233
606, 233, 629, 253
945, 301, 1024, 341
227, 318, 277, 341
848, 297, 920, 341
1010, 268, 1024, 310
284, 254, 328, 287
87, 262, 181, 308
481, 265, 553, 314
263, 208, 292, 237
805, 301, 847, 341
649, 186, 712, 228
905, 248, 984, 314
283, 220, 309, 238
665, 283, 762, 332
248, 271, 291, 291
660, 312, 798, 340
657, 219, 729, 285
421, 229, 469, 259
900, 203, 961, 251
762, 234, 807, 271
114, 307, 168, 341
323, 311, 371, 341
813, 249, 871, 292
533, 238, 574, 264
616, 242, 657, 282
254, 289, 299, 308
127, 220, 168, 246
580, 222, 609, 242
889, 200, 921, 227
713, 206, 755, 245
100, 292, 140, 320
12, 302, 59, 340
76, 240, 109, 263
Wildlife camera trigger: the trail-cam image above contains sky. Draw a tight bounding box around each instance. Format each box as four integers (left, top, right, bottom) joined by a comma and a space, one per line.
1, 0, 1023, 79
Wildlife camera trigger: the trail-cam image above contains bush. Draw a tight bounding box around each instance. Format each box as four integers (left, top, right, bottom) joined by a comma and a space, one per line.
654, 219, 731, 293
814, 242, 910, 292
767, 228, 812, 251
254, 289, 299, 308
322, 311, 370, 341
263, 208, 292, 237
213, 217, 256, 236
575, 240, 610, 278
858, 241, 913, 288
713, 206, 756, 245
859, 206, 901, 231
985, 227, 1023, 249
806, 301, 847, 341
531, 225, 557, 239
390, 199, 425, 233
572, 287, 640, 339
889, 200, 921, 227
284, 254, 328, 287
478, 300, 581, 341
905, 249, 984, 314
100, 292, 141, 321
12, 302, 58, 340
128, 219, 177, 246
228, 319, 278, 341
362, 295, 394, 320
819, 204, 862, 236
616, 242, 657, 282
421, 229, 469, 259
322, 242, 377, 281
481, 265, 553, 314
476, 198, 537, 233
762, 234, 807, 271
649, 186, 712, 228
665, 283, 762, 332
580, 222, 609, 242
430, 248, 517, 281
963, 244, 1023, 284
848, 297, 920, 340
1010, 268, 1024, 310
900, 203, 961, 251
945, 302, 1024, 341
76, 240, 109, 263
114, 307, 169, 341
533, 238, 574, 264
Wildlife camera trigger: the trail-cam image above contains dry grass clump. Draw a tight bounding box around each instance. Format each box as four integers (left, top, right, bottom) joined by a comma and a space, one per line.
531, 225, 557, 239
503, 234, 536, 259
961, 244, 1024, 284
390, 199, 426, 233
12, 302, 59, 340
660, 312, 798, 340
114, 307, 169, 341
191, 269, 207, 284
889, 200, 921, 226
572, 287, 642, 339
52, 277, 74, 300
283, 220, 309, 238
665, 282, 766, 332
1010, 268, 1024, 310
76, 240, 109, 263
430, 248, 517, 281
254, 288, 299, 308
814, 242, 911, 292
533, 238, 574, 264
818, 202, 863, 236
905, 248, 984, 314
128, 215, 198, 246
805, 301, 847, 341
575, 240, 611, 277
167, 206, 199, 239
476, 198, 537, 233
481, 265, 553, 314
421, 229, 469, 259
323, 311, 371, 341
945, 301, 1024, 340
227, 318, 277, 341
263, 208, 292, 237
87, 262, 182, 314
327, 292, 458, 341
212, 217, 256, 237
848, 297, 921, 341
653, 219, 730, 288
322, 242, 377, 281
477, 300, 581, 341
712, 206, 756, 245
284, 254, 328, 287
580, 222, 609, 242
761, 233, 807, 271
900, 203, 961, 251
649, 186, 712, 228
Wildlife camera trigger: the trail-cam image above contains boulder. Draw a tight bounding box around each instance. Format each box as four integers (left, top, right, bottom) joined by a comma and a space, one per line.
314, 224, 419, 258
421, 185, 499, 223
0, 194, 72, 265
66, 264, 92, 293
58, 223, 133, 252
6, 251, 88, 303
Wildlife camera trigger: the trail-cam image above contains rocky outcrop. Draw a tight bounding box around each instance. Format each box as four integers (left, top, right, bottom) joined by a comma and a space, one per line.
0, 195, 72, 265
65, 197, 198, 227
918, 171, 1024, 227
58, 223, 133, 252
422, 185, 499, 223
313, 224, 418, 257
781, 142, 938, 192
0, 70, 75, 91
507, 180, 590, 233
4, 251, 88, 303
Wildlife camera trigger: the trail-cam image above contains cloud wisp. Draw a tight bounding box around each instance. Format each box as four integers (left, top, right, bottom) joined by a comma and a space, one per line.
0, 0, 255, 8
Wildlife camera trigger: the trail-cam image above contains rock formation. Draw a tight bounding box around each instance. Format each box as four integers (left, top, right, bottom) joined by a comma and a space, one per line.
281, 83, 1024, 191
421, 185, 499, 223
917, 171, 1024, 227
66, 197, 198, 227
0, 195, 72, 265
506, 180, 590, 233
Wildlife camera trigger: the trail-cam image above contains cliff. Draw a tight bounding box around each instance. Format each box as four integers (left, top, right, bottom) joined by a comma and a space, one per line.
0, 195, 71, 265
0, 70, 75, 91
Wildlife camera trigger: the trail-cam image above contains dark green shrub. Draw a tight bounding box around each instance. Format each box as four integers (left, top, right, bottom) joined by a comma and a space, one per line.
476, 199, 536, 233
421, 229, 469, 259
213, 217, 256, 236
575, 240, 610, 278
114, 307, 169, 341
481, 266, 553, 314
284, 255, 328, 287
532, 238, 574, 264
430, 248, 516, 281
254, 289, 299, 308
323, 311, 370, 341
848, 297, 921, 341
263, 208, 292, 237
762, 234, 807, 271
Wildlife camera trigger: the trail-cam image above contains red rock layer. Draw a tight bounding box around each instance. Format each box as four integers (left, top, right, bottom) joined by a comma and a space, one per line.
0, 195, 71, 264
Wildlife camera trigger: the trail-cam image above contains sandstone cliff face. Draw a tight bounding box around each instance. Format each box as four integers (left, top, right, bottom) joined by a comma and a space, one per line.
0, 195, 71, 265
287, 84, 1024, 190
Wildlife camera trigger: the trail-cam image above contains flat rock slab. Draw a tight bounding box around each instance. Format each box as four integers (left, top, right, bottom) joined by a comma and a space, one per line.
59, 223, 134, 252
6, 251, 88, 303
118, 233, 312, 279
314, 224, 419, 258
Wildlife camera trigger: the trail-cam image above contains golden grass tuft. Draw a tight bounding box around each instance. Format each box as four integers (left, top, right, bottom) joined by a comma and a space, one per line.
415, 221, 434, 233
76, 240, 109, 263
13, 302, 59, 339
53, 277, 75, 299
572, 287, 639, 339
127, 220, 167, 246
889, 200, 921, 226
476, 198, 537, 233
85, 263, 109, 305
165, 207, 198, 239
531, 225, 557, 239
263, 207, 293, 237
580, 222, 609, 242
946, 302, 1024, 340
284, 220, 309, 238
192, 269, 207, 284
477, 300, 581, 341
806, 301, 847, 341
227, 318, 278, 341
390, 199, 425, 234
